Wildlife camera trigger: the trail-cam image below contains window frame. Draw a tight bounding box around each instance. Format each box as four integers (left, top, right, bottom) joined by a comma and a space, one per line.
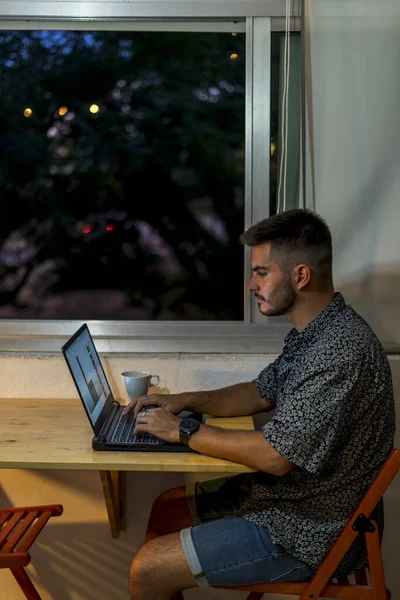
0, 2, 302, 354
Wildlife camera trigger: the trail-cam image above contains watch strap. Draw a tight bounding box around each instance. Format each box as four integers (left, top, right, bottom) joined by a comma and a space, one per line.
179, 420, 200, 446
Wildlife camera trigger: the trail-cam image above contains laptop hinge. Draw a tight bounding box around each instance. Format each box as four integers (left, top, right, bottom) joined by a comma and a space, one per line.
98, 401, 120, 441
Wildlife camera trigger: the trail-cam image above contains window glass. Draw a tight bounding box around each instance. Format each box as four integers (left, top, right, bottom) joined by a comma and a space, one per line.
0, 30, 245, 320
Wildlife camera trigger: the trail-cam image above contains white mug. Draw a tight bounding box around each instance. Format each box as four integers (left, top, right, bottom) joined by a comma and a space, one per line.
121, 370, 160, 401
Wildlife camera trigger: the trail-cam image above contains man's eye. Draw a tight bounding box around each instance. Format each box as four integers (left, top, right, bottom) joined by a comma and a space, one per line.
258, 271, 268, 278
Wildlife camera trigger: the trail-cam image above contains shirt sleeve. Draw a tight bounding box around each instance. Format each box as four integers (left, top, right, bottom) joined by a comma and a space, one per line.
262, 361, 363, 474
253, 355, 282, 405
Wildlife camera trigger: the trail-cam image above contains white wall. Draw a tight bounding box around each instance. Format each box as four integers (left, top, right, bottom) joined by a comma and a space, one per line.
306, 0, 400, 350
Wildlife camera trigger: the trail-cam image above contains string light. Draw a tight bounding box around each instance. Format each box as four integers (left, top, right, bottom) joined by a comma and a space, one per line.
231, 32, 238, 37
89, 104, 100, 114
58, 106, 68, 116
23, 108, 32, 117
230, 53, 239, 61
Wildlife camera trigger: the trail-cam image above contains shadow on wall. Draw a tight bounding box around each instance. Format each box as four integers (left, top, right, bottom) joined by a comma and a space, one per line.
16, 522, 137, 600
0, 486, 12, 508
338, 268, 400, 349
16, 469, 106, 501
1, 471, 185, 600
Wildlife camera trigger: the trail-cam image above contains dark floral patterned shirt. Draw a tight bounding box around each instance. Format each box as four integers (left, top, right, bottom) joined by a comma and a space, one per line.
237, 292, 395, 577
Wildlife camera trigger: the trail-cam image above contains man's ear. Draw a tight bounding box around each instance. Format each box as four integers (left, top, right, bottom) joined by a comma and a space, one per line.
293, 264, 311, 290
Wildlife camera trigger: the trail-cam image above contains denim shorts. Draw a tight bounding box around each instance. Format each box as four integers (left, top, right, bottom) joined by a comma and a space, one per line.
180, 476, 315, 588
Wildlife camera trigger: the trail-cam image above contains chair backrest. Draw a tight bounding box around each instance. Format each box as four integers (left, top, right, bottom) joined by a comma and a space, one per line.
0, 504, 63, 600
298, 448, 400, 600
0, 504, 63, 556
310, 449, 400, 571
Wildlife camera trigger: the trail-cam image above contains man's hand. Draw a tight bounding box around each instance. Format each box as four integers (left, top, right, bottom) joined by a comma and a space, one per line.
134, 407, 181, 443
122, 393, 186, 419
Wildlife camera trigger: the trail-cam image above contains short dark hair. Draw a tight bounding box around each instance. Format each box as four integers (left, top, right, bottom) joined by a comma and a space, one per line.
241, 209, 333, 283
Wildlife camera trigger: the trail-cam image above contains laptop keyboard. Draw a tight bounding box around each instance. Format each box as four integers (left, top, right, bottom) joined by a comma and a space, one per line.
111, 411, 160, 445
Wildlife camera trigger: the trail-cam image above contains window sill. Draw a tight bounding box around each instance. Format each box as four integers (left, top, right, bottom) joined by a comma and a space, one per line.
0, 321, 291, 354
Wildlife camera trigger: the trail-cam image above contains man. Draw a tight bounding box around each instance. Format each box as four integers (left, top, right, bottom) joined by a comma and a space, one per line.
123, 209, 395, 600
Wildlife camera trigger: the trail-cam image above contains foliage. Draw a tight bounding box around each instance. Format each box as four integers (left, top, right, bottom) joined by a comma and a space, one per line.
0, 30, 245, 319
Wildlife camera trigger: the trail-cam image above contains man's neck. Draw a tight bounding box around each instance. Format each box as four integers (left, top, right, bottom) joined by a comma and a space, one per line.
286, 291, 336, 333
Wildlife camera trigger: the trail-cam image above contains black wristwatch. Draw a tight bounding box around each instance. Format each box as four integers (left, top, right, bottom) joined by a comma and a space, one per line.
179, 418, 200, 446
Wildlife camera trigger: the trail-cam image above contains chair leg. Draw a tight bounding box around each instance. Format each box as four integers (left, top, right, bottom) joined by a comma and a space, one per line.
11, 568, 42, 600
355, 569, 368, 585
365, 525, 389, 600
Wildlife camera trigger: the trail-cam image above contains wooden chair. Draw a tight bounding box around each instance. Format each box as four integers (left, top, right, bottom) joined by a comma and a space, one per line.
217, 448, 399, 600
0, 503, 63, 600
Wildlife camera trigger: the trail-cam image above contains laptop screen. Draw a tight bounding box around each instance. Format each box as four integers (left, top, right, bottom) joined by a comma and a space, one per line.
62, 325, 112, 429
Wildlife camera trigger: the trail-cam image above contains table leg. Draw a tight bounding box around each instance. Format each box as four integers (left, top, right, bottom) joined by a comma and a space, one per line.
99, 470, 126, 538
117, 470, 126, 531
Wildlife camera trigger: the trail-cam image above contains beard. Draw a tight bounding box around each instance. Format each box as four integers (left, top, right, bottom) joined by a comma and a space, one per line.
257, 274, 296, 316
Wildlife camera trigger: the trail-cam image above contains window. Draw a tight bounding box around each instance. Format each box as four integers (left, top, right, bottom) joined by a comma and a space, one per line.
0, 29, 245, 321
0, 9, 301, 352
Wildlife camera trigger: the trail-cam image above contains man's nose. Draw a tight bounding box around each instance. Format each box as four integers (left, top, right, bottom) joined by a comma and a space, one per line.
248, 277, 259, 292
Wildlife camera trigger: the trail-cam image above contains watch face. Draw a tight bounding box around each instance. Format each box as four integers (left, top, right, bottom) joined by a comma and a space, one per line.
180, 418, 199, 434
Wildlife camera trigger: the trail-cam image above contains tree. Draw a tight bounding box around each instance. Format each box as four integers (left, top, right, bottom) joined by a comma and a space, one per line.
0, 30, 245, 319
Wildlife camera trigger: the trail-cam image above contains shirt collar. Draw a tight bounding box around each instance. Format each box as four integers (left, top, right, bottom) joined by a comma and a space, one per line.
283, 292, 346, 353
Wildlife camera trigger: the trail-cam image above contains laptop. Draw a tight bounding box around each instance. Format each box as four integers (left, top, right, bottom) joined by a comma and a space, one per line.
62, 323, 202, 452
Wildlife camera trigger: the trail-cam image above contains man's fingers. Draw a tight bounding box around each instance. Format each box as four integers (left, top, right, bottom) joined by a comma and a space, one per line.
122, 399, 137, 415
133, 398, 153, 418
134, 418, 154, 433
132, 400, 141, 418
133, 397, 162, 418
133, 398, 149, 418
123, 395, 146, 415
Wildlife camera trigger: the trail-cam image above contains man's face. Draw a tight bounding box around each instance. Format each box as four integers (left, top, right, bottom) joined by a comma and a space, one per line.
248, 244, 296, 317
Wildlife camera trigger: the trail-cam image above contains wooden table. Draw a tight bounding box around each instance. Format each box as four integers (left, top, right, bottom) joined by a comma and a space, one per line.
0, 399, 255, 538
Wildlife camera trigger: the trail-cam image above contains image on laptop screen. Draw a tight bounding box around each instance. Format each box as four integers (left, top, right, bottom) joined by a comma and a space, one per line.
63, 326, 111, 427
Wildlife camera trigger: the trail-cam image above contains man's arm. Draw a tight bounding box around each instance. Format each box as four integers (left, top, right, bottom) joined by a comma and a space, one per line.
182, 382, 275, 416
188, 426, 292, 475
126, 381, 275, 418
134, 408, 292, 475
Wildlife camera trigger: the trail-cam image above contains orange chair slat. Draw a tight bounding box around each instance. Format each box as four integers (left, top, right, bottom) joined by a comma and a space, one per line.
16, 511, 53, 553
0, 504, 63, 517
0, 511, 27, 549
1, 511, 38, 554
220, 581, 374, 599
355, 450, 399, 519
0, 512, 12, 528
